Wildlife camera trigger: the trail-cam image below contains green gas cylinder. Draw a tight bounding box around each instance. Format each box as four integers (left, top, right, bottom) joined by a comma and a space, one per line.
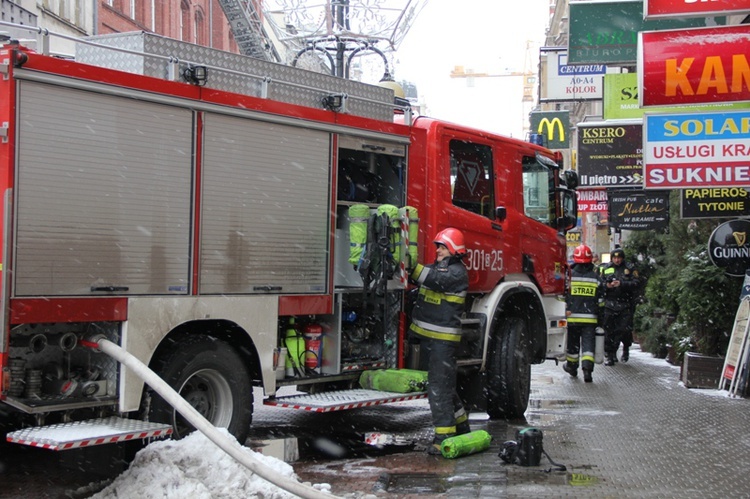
284, 318, 305, 377
440, 430, 492, 459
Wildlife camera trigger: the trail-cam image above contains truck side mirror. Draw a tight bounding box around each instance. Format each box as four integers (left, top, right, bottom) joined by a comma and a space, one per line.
562, 170, 579, 190
495, 206, 507, 222
557, 189, 578, 232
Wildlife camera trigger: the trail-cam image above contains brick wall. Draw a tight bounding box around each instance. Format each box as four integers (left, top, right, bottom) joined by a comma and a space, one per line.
98, 0, 238, 53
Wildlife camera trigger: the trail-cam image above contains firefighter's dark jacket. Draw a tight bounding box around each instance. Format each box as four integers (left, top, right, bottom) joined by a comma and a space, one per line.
409, 256, 468, 342
567, 262, 604, 325
599, 261, 640, 311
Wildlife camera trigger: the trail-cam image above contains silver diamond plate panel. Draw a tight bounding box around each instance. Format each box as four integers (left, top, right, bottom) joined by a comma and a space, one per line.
76, 32, 395, 121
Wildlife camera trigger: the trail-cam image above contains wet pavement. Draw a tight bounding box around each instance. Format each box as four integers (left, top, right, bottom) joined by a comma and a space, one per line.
3, 344, 750, 498
270, 344, 750, 498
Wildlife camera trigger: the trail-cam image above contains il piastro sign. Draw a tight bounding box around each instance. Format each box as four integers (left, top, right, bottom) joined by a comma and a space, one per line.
709, 219, 750, 276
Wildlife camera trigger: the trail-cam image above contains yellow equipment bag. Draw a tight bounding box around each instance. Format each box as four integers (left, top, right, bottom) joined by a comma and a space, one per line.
399, 206, 419, 269
348, 204, 371, 267
359, 368, 428, 393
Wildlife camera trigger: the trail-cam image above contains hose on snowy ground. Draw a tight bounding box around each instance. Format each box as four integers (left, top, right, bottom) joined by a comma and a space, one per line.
83, 335, 338, 499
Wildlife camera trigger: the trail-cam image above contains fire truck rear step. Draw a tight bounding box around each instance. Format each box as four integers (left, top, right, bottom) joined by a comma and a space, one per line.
6, 417, 172, 451
264, 388, 427, 412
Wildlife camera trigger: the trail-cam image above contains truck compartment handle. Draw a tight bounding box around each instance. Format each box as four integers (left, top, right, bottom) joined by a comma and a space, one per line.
90, 286, 130, 292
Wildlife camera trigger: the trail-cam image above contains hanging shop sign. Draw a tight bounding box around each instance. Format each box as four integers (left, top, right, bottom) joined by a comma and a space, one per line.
639, 25, 750, 108
568, 0, 725, 65
576, 121, 643, 188
643, 110, 750, 189
603, 73, 750, 121
645, 0, 750, 20
530, 110, 570, 149
539, 48, 607, 102
577, 189, 608, 212
708, 219, 750, 277
608, 190, 669, 231
681, 188, 750, 219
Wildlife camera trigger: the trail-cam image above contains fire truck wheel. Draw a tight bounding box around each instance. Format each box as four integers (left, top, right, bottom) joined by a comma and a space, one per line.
486, 315, 531, 419
148, 337, 253, 442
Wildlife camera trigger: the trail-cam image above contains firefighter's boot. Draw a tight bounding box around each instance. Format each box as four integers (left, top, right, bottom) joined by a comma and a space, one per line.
583, 369, 593, 383
621, 346, 630, 362
428, 433, 454, 456
456, 420, 471, 436
563, 361, 578, 378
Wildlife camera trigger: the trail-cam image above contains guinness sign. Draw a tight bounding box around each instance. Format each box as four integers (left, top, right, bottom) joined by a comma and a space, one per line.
709, 219, 750, 277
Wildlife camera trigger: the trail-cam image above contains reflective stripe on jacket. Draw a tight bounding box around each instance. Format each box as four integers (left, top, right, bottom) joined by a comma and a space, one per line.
409, 258, 468, 342
566, 263, 604, 324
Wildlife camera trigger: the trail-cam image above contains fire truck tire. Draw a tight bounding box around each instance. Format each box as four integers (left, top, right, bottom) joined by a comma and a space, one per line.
486, 315, 531, 419
148, 337, 253, 442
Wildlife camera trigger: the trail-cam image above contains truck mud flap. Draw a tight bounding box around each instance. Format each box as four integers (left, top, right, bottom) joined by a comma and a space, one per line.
263, 388, 427, 413
6, 417, 172, 451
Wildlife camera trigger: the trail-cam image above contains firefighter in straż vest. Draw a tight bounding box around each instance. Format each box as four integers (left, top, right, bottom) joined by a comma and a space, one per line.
564, 244, 605, 383
409, 228, 470, 455
600, 247, 641, 365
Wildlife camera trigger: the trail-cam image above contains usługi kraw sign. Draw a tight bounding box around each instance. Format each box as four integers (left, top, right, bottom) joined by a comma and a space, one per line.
643, 110, 750, 189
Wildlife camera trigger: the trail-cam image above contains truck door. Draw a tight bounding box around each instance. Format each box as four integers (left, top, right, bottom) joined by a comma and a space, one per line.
519, 153, 567, 295
442, 137, 507, 292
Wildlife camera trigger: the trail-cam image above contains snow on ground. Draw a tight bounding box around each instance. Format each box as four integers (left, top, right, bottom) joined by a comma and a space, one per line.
88, 428, 331, 499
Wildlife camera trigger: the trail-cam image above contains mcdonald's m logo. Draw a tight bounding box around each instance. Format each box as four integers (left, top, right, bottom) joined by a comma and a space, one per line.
539, 118, 565, 143
530, 111, 569, 149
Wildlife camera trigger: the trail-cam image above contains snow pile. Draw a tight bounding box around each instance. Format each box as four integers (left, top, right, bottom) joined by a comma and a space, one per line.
90, 429, 330, 499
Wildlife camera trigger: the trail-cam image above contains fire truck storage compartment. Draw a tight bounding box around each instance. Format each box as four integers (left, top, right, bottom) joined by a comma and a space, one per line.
13, 79, 335, 298
6, 322, 120, 409
334, 135, 407, 288
199, 112, 332, 295
13, 80, 194, 297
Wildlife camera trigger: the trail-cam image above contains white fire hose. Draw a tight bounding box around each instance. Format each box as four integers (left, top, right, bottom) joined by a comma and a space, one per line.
84, 335, 338, 499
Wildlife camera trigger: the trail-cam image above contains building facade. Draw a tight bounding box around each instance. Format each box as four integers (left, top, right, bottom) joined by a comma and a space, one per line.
99, 0, 239, 53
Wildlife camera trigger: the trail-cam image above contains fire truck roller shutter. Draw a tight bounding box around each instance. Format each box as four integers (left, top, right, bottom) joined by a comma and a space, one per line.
200, 113, 331, 295
14, 80, 194, 296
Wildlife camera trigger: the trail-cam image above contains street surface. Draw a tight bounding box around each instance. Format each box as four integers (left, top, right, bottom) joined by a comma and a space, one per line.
2, 345, 750, 498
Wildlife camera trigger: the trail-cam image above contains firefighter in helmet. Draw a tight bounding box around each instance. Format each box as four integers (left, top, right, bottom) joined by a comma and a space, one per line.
409, 227, 470, 455
600, 247, 641, 365
564, 244, 605, 383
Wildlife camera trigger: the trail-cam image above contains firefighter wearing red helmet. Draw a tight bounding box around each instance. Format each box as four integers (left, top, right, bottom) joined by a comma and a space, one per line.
564, 244, 605, 383
409, 227, 469, 455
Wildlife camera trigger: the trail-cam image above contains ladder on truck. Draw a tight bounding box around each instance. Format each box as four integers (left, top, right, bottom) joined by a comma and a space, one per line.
217, 0, 281, 62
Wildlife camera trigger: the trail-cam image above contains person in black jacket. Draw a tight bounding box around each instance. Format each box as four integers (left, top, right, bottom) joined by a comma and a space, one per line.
600, 247, 641, 365
410, 228, 469, 455
564, 245, 605, 383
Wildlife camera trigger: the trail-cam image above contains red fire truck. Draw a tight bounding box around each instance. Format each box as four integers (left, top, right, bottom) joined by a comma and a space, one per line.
0, 32, 577, 449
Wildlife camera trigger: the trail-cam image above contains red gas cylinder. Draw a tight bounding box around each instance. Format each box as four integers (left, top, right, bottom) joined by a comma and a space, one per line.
303, 323, 323, 371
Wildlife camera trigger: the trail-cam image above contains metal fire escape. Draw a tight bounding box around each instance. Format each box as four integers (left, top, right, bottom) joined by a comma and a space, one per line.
217, 0, 281, 62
